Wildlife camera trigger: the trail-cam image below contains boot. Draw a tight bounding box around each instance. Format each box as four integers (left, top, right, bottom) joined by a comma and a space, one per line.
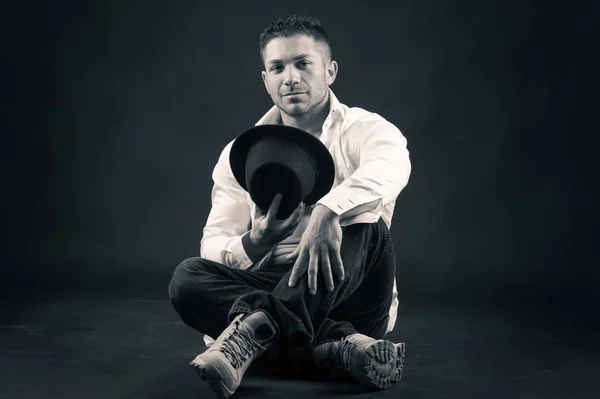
313, 333, 405, 389
190, 310, 277, 398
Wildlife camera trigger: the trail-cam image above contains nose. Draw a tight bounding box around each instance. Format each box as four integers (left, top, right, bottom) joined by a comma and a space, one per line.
283, 65, 300, 86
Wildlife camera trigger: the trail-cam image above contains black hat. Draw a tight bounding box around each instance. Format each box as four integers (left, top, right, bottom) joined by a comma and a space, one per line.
229, 124, 335, 220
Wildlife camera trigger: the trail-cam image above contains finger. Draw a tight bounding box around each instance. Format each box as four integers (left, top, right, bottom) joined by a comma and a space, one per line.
286, 244, 300, 260
320, 247, 334, 292
307, 248, 319, 295
283, 237, 301, 246
292, 202, 305, 230
280, 201, 305, 232
331, 248, 345, 282
265, 193, 283, 222
272, 247, 292, 258
252, 202, 264, 217
297, 201, 306, 219
272, 247, 283, 257
288, 246, 308, 287
291, 201, 305, 220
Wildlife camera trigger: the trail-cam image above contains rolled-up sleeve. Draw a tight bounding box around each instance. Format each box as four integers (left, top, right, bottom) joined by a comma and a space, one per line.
200, 141, 255, 270
317, 117, 411, 219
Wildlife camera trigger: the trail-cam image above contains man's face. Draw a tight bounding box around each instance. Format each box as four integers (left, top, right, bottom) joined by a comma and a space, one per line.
261, 35, 337, 117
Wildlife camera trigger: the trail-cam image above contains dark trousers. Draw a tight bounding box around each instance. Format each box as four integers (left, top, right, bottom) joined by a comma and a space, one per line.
169, 219, 396, 371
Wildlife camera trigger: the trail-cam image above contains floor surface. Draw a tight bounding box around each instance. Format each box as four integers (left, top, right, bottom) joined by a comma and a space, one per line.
1, 296, 599, 398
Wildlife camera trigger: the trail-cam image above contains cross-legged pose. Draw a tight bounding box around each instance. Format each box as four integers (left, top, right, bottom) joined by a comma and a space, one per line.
169, 14, 412, 398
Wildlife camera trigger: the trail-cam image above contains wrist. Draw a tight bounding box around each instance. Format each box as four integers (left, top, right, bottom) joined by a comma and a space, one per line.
249, 229, 260, 245
314, 204, 340, 222
249, 229, 269, 247
243, 231, 273, 262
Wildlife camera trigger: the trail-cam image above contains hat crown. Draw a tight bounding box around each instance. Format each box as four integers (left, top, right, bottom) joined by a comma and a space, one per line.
230, 124, 335, 220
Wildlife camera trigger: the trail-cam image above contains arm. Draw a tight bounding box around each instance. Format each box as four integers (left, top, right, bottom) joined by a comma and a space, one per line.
288, 117, 411, 293
317, 117, 411, 220
200, 141, 271, 269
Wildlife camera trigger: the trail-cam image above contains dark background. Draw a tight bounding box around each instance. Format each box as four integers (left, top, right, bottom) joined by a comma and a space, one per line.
4, 0, 599, 305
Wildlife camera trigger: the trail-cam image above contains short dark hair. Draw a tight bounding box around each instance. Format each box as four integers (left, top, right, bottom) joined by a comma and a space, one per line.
259, 15, 333, 65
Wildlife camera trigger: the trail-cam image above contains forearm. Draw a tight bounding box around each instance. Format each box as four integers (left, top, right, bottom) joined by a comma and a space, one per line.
317, 124, 411, 218
200, 139, 258, 269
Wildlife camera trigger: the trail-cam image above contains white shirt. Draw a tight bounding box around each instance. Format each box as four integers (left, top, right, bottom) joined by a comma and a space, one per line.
200, 89, 411, 344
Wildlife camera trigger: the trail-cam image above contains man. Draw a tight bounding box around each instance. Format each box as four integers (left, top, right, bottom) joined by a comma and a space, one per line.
169, 15, 411, 398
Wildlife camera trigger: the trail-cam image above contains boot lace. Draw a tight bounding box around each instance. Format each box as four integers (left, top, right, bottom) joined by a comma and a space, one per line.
219, 321, 260, 369
339, 337, 359, 372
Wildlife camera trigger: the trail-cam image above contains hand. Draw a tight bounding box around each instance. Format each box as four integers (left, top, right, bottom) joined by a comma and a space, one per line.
287, 205, 344, 294
270, 239, 300, 265
250, 193, 305, 247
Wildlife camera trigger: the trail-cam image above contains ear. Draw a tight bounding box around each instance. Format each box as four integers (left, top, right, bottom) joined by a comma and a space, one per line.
326, 60, 338, 86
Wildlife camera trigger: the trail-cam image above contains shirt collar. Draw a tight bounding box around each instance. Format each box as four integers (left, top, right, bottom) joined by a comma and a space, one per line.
255, 88, 344, 126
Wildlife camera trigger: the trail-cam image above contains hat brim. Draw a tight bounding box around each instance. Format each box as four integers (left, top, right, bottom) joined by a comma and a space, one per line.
229, 124, 335, 206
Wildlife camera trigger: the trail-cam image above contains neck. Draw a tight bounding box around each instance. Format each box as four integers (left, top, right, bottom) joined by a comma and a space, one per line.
280, 91, 330, 136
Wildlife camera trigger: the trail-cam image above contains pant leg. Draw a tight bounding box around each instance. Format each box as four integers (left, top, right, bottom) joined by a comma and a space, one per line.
327, 225, 396, 340
228, 219, 395, 366
168, 257, 286, 339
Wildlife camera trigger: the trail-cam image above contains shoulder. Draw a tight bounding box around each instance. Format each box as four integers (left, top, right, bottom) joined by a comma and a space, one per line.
340, 105, 402, 137
221, 138, 236, 157
216, 138, 237, 162
211, 138, 237, 176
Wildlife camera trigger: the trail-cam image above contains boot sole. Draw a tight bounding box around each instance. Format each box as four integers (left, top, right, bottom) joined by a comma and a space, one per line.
361, 340, 405, 389
190, 359, 235, 399
391, 342, 405, 383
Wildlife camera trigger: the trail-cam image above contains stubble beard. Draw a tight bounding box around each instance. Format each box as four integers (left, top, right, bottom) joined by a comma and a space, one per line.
277, 88, 327, 119
277, 97, 310, 117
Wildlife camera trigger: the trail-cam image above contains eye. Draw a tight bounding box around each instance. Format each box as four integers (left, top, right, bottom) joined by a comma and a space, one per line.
270, 65, 283, 72
297, 61, 310, 68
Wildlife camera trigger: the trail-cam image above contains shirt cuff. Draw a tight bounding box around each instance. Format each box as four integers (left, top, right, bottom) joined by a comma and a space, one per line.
316, 185, 363, 216
241, 231, 275, 263
224, 234, 254, 270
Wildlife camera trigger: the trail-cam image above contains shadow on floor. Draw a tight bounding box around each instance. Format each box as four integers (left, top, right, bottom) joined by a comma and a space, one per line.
0, 296, 599, 398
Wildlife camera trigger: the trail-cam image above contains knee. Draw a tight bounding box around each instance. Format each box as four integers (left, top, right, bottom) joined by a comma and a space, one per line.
168, 257, 205, 308
343, 218, 388, 237
341, 219, 391, 252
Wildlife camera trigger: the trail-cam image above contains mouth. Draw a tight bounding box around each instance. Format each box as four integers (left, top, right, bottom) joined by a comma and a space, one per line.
284, 92, 306, 96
